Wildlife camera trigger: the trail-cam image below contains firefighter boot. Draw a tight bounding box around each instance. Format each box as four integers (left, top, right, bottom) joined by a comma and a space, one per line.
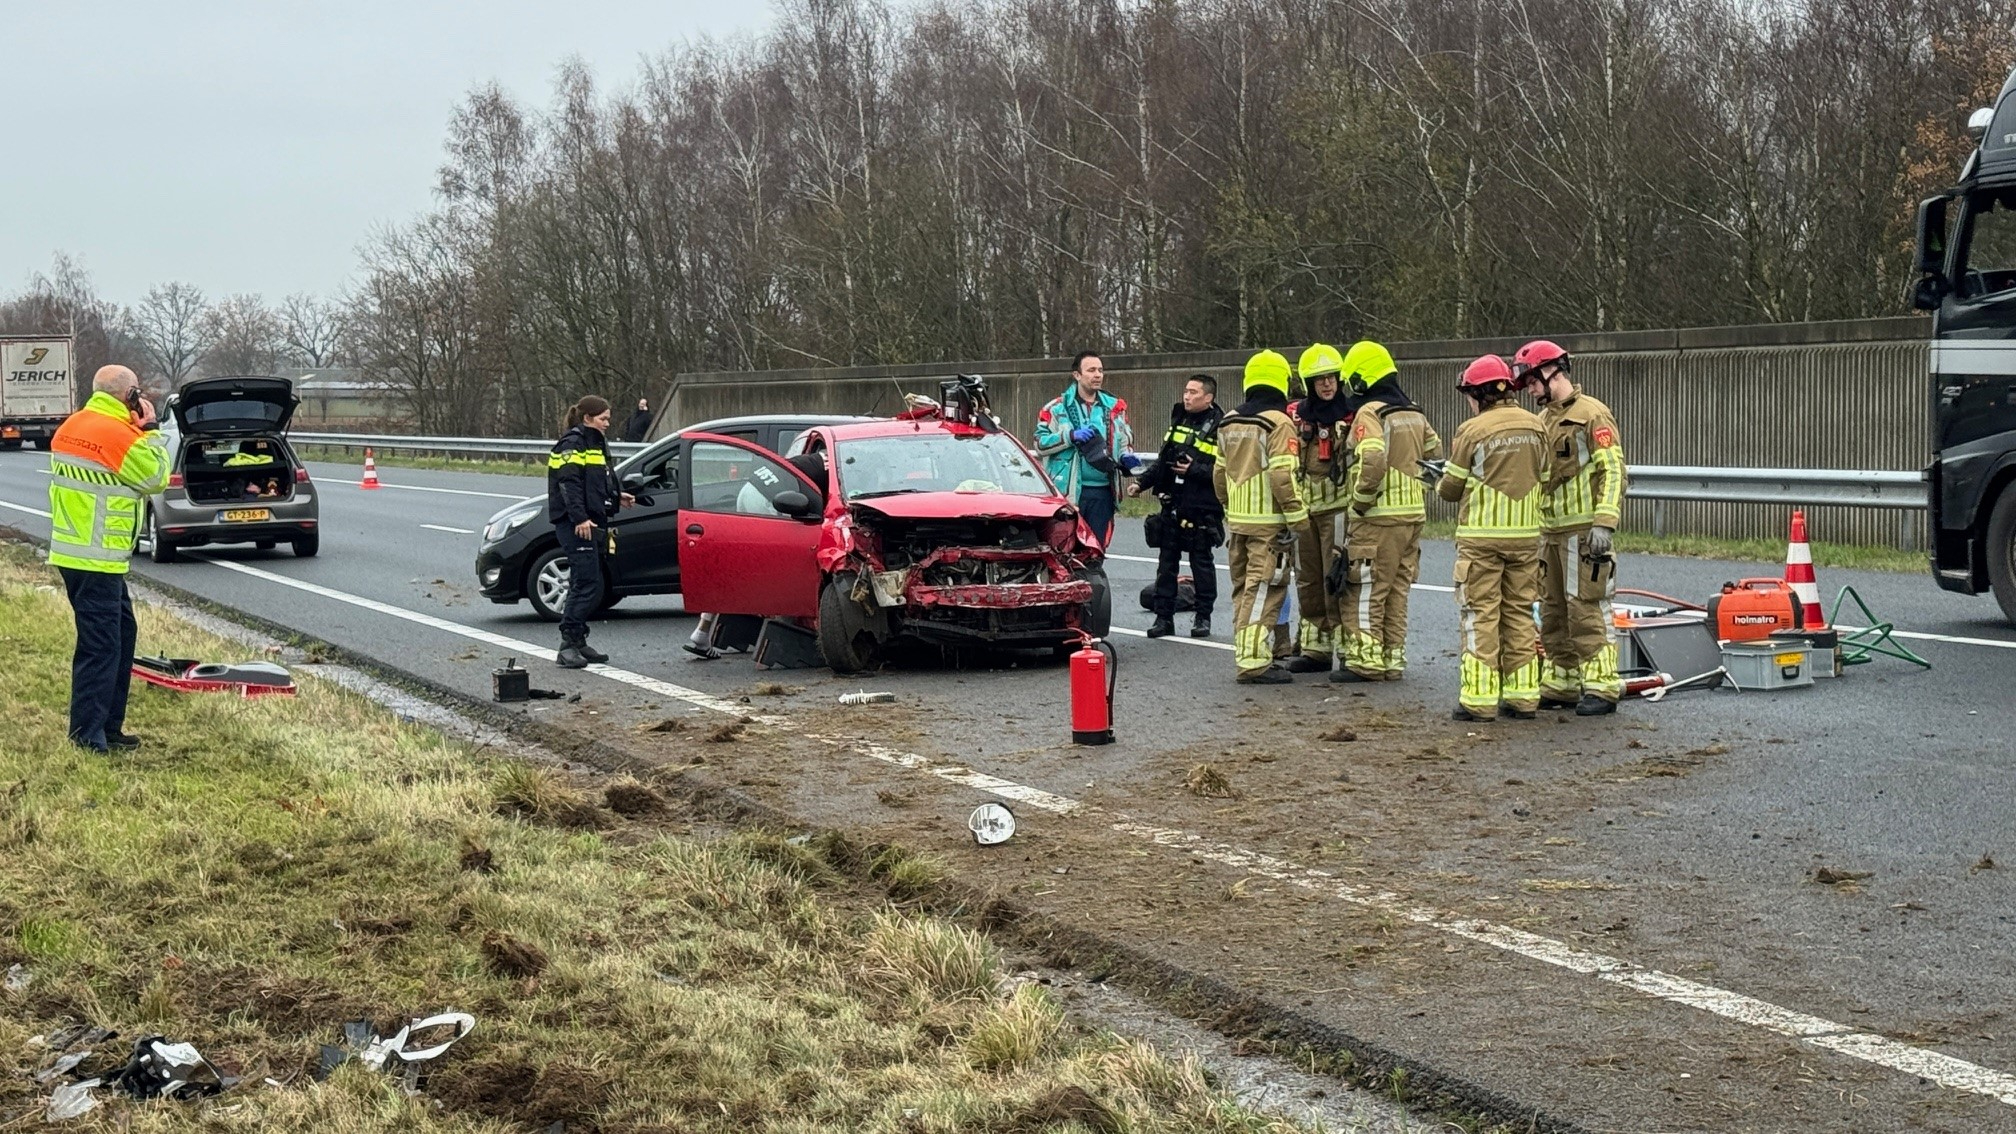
1147, 615, 1176, 638
1539, 694, 1580, 711
1574, 694, 1617, 716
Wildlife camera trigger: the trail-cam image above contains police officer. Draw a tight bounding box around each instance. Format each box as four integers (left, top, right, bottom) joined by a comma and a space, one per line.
1436, 356, 1546, 721
1514, 340, 1627, 715
1282, 344, 1353, 673
547, 395, 631, 669
1132, 374, 1224, 639
1214, 351, 1306, 685
1335, 341, 1441, 683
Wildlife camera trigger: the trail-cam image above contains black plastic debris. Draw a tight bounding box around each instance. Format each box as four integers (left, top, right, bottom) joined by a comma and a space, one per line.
105, 1035, 238, 1100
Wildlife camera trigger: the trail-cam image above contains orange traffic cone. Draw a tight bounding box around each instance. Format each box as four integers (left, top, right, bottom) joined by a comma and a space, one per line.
361, 448, 381, 490
1784, 509, 1825, 628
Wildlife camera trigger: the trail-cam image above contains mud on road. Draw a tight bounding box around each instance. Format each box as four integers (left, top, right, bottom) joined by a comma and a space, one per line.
535, 670, 2012, 1134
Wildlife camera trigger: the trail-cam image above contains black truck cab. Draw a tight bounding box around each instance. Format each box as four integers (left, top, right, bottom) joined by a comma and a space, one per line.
1914, 69, 2016, 624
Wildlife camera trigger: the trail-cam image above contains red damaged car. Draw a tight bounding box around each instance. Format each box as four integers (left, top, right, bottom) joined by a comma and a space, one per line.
673, 387, 1111, 672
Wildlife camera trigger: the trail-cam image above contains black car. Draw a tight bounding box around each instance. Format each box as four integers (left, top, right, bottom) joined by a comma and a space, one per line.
475, 414, 867, 619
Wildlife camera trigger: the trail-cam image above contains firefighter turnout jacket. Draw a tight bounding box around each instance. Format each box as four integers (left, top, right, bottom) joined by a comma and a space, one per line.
546, 424, 620, 526
47, 392, 170, 574
1290, 394, 1354, 514
1215, 401, 1306, 535
1539, 385, 1625, 532
1348, 392, 1442, 522
1437, 404, 1546, 542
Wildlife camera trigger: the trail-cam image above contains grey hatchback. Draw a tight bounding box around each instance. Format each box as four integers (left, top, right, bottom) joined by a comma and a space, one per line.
138, 376, 319, 562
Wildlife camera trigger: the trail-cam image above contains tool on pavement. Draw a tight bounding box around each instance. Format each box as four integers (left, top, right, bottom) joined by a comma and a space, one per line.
1830, 585, 1932, 669
132, 656, 296, 697
1642, 666, 1730, 702
1706, 578, 1803, 641
1719, 640, 1815, 690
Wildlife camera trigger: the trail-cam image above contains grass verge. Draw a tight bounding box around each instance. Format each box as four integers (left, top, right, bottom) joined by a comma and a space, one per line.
1415, 520, 1922, 573
0, 542, 1309, 1132
295, 445, 543, 479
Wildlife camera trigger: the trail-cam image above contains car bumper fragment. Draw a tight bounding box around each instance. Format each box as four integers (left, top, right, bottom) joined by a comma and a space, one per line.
905, 581, 1092, 608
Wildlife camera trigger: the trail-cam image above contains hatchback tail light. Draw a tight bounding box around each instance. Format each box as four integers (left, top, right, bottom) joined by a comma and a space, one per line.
168, 473, 183, 488
295, 467, 311, 484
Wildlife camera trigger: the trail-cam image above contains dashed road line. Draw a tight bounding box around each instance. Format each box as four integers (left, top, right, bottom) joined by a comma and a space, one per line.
57, 548, 2016, 1112
325, 479, 528, 500
420, 523, 477, 535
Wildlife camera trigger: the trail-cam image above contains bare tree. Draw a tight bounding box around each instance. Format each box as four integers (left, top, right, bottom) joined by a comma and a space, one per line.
278, 293, 349, 367
200, 294, 283, 376
125, 282, 213, 388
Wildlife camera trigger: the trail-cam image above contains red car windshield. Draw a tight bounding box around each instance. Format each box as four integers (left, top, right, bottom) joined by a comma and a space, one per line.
835, 432, 1052, 499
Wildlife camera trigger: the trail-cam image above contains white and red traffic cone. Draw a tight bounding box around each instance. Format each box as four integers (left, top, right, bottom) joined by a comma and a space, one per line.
361, 448, 381, 490
1784, 509, 1825, 628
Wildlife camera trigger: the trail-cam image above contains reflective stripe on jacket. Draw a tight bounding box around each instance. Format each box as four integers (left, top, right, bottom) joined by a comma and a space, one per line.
1033, 386, 1132, 497
1540, 387, 1626, 531
1289, 397, 1352, 514
48, 392, 170, 574
1348, 401, 1442, 523
1435, 403, 1545, 544
546, 424, 618, 525
1213, 409, 1306, 535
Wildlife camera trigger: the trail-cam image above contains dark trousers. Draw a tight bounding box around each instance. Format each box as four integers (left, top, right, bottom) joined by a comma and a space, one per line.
1152, 531, 1219, 618
555, 522, 604, 641
1077, 483, 1117, 547
59, 567, 138, 750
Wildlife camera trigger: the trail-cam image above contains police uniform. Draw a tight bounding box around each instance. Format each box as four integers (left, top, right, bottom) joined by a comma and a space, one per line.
1437, 398, 1546, 717
1538, 385, 1627, 706
1138, 400, 1225, 629
1214, 351, 1306, 682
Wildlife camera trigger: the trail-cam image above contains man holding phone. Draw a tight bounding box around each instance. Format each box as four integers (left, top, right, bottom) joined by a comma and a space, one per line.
48, 365, 169, 753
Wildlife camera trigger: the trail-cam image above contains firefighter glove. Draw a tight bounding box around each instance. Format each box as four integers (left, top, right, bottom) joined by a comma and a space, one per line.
1325, 551, 1348, 596
1585, 525, 1614, 559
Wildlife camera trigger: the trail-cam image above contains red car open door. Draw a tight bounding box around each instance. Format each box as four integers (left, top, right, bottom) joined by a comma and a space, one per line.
676, 433, 825, 619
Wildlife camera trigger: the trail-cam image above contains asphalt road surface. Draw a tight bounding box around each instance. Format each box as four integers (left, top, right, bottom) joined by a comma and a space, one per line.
3, 450, 2013, 1131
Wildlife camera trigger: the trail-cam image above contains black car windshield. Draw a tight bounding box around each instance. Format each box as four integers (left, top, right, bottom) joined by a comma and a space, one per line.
835, 433, 1051, 499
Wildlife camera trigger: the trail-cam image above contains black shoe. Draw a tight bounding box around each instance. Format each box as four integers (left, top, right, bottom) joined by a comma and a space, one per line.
682, 641, 722, 660
1281, 655, 1330, 674
1190, 615, 1211, 638
1329, 668, 1374, 684
107, 731, 141, 750
576, 642, 610, 664
1499, 704, 1537, 720
1575, 695, 1618, 716
1236, 667, 1294, 685
1146, 616, 1176, 639
556, 646, 589, 669
1538, 696, 1580, 711
1450, 705, 1494, 722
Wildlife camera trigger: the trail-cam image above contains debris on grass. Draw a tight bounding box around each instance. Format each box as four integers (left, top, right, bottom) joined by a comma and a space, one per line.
840, 691, 898, 705
603, 780, 666, 817
1318, 726, 1357, 743
1813, 867, 1874, 887
875, 788, 914, 808
1975, 853, 1997, 873
458, 837, 496, 874
706, 721, 747, 743
1184, 763, 1236, 799
481, 931, 549, 979
4, 961, 29, 993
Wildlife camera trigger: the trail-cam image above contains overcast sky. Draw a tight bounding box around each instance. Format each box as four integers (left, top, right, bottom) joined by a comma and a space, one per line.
2, 1, 769, 309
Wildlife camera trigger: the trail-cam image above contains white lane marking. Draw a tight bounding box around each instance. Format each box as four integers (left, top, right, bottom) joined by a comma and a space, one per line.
183, 554, 780, 725
1104, 552, 1455, 593
100, 556, 2016, 1109
326, 479, 527, 500
420, 524, 477, 535
1109, 625, 1234, 652
0, 499, 50, 518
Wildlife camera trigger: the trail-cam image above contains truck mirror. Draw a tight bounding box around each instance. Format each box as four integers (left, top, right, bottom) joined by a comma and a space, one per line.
1916, 196, 1949, 275
1970, 106, 1994, 139
1912, 276, 1950, 311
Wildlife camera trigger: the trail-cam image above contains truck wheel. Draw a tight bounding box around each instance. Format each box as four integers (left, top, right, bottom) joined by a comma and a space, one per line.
292, 535, 319, 558
1987, 489, 2016, 625
1074, 565, 1113, 639
525, 546, 569, 621
30, 437, 49, 451
819, 572, 883, 674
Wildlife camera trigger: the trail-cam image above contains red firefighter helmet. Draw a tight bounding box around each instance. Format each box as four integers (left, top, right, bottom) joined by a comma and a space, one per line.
1458, 354, 1514, 393
1511, 339, 1570, 385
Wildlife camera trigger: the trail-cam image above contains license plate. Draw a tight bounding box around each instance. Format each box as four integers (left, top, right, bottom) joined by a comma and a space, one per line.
219, 508, 273, 523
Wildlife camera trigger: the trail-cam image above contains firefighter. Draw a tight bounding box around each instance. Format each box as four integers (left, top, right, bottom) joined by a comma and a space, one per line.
1131, 374, 1225, 638
1213, 350, 1307, 684
1514, 340, 1627, 715
1334, 340, 1441, 683
1436, 355, 1546, 721
1282, 343, 1354, 673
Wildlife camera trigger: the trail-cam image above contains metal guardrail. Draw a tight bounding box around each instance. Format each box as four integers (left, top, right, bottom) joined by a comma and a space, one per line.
290, 433, 1929, 509
290, 432, 648, 460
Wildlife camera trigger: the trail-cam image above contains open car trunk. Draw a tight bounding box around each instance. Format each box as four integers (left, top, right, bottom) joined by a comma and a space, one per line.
180, 440, 297, 505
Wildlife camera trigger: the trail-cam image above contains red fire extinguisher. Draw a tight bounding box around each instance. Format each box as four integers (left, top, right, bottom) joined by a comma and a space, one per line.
1070, 635, 1117, 746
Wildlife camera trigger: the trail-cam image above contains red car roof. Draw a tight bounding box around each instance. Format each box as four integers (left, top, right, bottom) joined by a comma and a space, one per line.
820, 417, 995, 441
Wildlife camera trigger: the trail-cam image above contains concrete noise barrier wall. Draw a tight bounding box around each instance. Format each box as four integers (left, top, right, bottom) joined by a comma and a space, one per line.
659, 316, 1933, 550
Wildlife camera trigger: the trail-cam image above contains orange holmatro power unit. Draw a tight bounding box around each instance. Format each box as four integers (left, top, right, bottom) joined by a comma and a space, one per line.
1705, 578, 1803, 641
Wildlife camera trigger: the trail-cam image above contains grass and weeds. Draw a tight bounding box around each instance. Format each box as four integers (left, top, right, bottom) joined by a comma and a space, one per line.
0, 542, 1314, 1133
295, 445, 544, 479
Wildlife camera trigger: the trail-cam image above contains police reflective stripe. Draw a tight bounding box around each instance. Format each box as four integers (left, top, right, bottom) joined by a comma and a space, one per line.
547, 449, 607, 468
1164, 424, 1220, 458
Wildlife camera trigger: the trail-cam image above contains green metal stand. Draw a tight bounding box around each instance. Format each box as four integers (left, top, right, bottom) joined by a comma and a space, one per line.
1829, 585, 1932, 669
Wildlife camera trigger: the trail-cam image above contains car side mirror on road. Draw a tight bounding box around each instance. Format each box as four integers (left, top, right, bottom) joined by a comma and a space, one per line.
772, 490, 818, 519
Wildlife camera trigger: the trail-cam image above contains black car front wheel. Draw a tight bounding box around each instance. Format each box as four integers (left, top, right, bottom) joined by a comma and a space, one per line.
526, 546, 570, 621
